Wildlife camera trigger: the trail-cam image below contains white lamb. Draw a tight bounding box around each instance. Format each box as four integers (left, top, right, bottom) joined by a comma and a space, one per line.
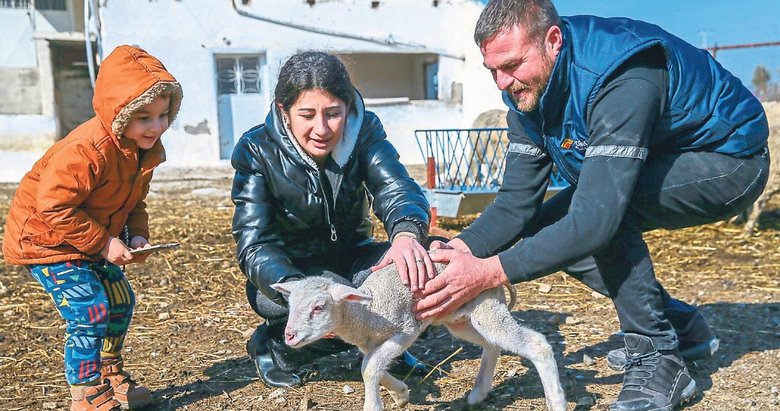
271, 262, 567, 411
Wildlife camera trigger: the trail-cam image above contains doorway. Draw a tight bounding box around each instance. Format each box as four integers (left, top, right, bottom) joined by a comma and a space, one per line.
215, 54, 267, 159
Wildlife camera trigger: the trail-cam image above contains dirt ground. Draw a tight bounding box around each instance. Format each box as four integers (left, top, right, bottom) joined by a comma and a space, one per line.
0, 164, 778, 411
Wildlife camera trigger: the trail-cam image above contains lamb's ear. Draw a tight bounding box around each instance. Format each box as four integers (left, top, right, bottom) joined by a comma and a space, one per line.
329, 283, 372, 305
271, 280, 300, 297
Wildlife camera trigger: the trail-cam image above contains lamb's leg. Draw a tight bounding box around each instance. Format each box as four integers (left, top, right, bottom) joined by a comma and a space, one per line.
360, 334, 412, 411
470, 300, 567, 411
445, 320, 500, 405
380, 372, 409, 407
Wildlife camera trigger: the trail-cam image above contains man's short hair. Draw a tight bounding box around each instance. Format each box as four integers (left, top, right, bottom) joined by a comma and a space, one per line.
474, 0, 561, 47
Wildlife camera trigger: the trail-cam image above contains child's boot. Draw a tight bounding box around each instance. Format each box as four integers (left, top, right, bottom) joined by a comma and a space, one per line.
100, 358, 153, 409
70, 382, 122, 411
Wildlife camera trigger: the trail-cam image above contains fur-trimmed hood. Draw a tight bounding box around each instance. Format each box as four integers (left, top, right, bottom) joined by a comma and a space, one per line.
267, 88, 365, 170
93, 45, 183, 140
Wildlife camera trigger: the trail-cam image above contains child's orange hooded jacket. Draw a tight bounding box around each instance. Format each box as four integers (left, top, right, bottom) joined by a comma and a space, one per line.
3, 45, 182, 265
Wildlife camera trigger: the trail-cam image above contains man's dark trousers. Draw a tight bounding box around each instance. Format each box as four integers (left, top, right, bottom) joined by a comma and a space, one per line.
521, 148, 769, 350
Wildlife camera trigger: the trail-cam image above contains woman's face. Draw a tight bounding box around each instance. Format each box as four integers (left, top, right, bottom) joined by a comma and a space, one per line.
283, 89, 347, 167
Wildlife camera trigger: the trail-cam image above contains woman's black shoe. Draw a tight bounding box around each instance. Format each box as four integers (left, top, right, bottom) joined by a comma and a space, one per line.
246, 324, 303, 388
251, 351, 302, 388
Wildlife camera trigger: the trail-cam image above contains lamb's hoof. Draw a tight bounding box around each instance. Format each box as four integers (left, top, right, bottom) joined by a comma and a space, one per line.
467, 388, 489, 405
389, 386, 410, 407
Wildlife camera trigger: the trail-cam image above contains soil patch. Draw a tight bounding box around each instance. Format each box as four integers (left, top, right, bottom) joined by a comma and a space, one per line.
0, 167, 778, 410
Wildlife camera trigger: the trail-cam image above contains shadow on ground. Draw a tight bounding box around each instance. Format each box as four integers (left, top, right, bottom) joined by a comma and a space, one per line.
149, 303, 779, 410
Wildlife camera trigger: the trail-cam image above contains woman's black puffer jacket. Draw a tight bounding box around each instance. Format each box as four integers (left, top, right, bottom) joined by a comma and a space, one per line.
231, 92, 430, 303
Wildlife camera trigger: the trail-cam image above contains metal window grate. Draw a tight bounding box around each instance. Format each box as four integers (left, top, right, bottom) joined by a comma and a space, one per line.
216, 56, 263, 95
1, 0, 66, 9
1, 0, 30, 8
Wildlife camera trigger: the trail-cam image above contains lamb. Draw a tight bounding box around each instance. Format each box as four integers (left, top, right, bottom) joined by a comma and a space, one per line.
271, 262, 567, 411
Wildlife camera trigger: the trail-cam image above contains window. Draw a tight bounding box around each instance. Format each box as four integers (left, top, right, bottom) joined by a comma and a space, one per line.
0, 0, 29, 8
216, 55, 264, 95
1, 0, 66, 10
37, 0, 66, 10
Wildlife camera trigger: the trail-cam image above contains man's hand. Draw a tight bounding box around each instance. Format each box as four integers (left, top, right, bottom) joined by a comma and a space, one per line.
429, 237, 472, 254
371, 233, 434, 293
100, 236, 133, 265
413, 249, 507, 320
128, 236, 151, 263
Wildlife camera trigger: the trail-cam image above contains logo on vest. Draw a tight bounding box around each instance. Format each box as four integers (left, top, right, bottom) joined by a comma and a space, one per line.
561, 138, 588, 152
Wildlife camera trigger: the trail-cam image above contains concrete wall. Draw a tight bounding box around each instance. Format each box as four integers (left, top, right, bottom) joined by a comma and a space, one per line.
0, 114, 57, 151
0, 8, 37, 67
0, 1, 85, 151
0, 68, 42, 114
368, 99, 465, 164
0, 3, 76, 67
97, 0, 506, 166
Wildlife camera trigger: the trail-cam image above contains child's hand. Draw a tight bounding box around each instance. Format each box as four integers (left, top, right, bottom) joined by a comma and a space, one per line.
101, 236, 133, 265
129, 236, 152, 263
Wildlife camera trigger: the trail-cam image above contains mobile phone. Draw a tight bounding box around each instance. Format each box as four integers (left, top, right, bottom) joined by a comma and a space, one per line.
129, 242, 180, 255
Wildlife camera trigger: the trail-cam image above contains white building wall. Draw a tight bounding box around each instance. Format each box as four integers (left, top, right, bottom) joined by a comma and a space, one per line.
0, 9, 38, 67
97, 0, 506, 167
452, 4, 507, 129
0, 7, 73, 150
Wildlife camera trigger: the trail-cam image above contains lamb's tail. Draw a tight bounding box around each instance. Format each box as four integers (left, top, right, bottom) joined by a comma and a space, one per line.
503, 283, 517, 311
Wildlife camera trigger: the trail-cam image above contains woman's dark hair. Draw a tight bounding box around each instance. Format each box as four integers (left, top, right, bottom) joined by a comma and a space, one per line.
274, 51, 355, 112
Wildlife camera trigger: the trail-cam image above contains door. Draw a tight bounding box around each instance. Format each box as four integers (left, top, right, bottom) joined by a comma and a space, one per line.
215, 54, 266, 159
52, 42, 95, 138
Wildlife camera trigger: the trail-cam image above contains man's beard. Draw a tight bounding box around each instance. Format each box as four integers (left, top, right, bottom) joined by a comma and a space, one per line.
509, 53, 554, 112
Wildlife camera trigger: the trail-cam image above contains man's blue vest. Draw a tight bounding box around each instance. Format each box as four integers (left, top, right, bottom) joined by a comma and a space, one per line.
506, 15, 769, 185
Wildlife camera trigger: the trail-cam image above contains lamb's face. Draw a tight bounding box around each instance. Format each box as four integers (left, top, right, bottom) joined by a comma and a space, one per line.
283, 287, 337, 348
271, 277, 372, 348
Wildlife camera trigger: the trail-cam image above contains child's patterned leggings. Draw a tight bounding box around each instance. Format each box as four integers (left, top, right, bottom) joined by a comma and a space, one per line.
29, 260, 135, 385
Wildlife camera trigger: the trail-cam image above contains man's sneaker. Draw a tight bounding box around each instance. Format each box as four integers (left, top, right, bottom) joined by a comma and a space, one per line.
388, 351, 428, 375
607, 309, 719, 371
609, 334, 697, 411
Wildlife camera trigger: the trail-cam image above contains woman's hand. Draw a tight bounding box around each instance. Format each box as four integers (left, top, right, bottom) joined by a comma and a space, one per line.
371, 233, 435, 293
100, 236, 133, 265
128, 236, 152, 263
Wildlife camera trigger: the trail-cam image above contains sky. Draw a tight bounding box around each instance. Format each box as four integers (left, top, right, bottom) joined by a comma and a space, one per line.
479, 0, 780, 91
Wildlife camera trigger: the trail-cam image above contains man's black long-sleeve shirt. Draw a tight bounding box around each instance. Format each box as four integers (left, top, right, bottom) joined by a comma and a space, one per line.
459, 48, 668, 283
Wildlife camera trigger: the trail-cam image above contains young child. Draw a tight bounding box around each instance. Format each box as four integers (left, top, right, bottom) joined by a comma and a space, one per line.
3, 45, 182, 411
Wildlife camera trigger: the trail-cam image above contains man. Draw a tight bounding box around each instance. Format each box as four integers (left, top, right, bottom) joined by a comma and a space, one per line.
415, 1, 770, 410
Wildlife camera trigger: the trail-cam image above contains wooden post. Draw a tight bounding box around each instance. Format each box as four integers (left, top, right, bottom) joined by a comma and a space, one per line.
427, 156, 437, 228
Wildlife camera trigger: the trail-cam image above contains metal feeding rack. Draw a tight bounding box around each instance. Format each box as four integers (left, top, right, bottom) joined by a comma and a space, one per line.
415, 128, 568, 225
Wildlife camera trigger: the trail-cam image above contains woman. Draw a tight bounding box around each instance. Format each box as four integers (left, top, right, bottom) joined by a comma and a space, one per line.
231, 51, 435, 388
